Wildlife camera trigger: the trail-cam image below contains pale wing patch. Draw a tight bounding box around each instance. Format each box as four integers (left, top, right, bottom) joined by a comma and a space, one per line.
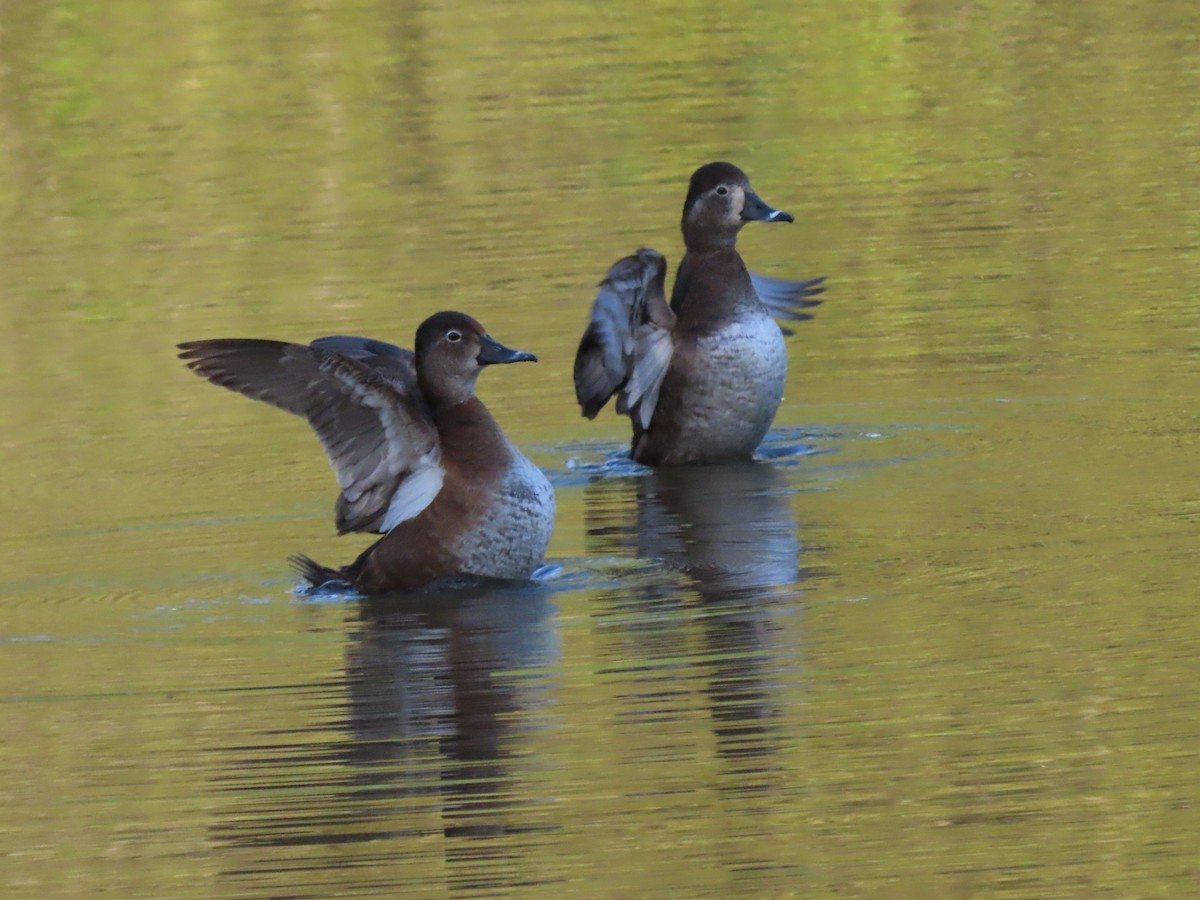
328, 363, 431, 470
313, 349, 440, 533
380, 451, 445, 532
574, 249, 672, 421
620, 326, 674, 430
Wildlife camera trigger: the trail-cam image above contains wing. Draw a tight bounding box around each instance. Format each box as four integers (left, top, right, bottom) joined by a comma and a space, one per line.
574, 248, 676, 429
178, 338, 441, 535
750, 272, 826, 335
308, 335, 416, 389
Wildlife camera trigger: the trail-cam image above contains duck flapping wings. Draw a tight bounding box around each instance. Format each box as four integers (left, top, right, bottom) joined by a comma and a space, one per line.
573, 250, 825, 424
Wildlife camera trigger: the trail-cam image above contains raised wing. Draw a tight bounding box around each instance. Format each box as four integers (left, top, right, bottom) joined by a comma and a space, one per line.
750, 272, 826, 335
574, 248, 676, 429
178, 338, 441, 535
308, 335, 416, 388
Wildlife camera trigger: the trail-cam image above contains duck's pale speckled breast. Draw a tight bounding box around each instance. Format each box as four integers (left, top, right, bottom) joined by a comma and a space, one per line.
453, 445, 555, 579
668, 309, 787, 459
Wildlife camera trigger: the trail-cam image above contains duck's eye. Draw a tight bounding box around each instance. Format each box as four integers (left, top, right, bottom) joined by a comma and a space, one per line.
446, 330, 463, 343
716, 186, 729, 196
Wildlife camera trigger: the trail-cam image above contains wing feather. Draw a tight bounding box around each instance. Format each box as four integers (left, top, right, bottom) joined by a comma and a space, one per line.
618, 327, 675, 431
750, 272, 826, 335
178, 338, 441, 534
574, 248, 676, 425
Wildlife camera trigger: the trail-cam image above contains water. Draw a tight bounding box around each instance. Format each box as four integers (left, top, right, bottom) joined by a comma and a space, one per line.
3, 1, 1199, 896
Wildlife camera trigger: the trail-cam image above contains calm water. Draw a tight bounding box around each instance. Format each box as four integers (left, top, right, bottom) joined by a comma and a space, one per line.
3, 1, 1200, 896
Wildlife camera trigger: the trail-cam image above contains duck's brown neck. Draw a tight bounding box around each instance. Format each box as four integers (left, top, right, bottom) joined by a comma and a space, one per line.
681, 223, 741, 254
418, 369, 478, 408
433, 396, 512, 477
673, 248, 755, 328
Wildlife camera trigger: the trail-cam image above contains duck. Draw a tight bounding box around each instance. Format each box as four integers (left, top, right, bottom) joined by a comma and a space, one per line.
573, 161, 824, 465
178, 311, 555, 593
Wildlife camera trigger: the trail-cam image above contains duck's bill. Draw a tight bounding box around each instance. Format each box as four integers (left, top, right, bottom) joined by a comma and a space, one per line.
741, 189, 794, 223
478, 335, 538, 365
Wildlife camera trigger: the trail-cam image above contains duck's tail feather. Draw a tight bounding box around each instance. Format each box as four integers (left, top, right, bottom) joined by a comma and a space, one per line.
288, 554, 351, 589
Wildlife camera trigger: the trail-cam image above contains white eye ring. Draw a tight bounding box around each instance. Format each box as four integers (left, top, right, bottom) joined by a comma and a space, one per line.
716, 185, 729, 196
447, 330, 463, 343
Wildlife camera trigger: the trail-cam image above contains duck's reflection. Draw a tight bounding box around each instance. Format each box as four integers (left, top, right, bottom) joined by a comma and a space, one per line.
586, 461, 802, 597
642, 463, 801, 593
346, 586, 558, 840
211, 584, 558, 890
585, 462, 805, 781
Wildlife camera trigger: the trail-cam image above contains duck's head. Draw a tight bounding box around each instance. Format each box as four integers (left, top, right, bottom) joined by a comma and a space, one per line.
681, 161, 793, 251
415, 311, 537, 407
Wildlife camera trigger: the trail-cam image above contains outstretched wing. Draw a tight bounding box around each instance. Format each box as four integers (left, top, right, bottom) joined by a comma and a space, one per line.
750, 272, 826, 335
307, 335, 417, 389
178, 338, 441, 535
574, 248, 676, 429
